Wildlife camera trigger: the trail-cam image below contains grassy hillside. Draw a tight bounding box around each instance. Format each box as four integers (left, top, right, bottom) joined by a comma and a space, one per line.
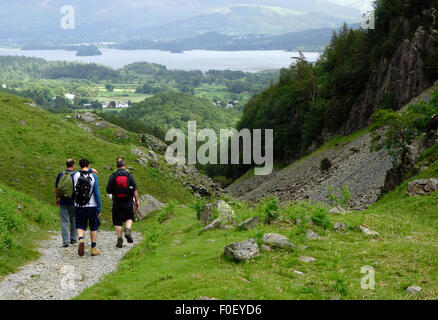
78, 155, 438, 300
0, 183, 58, 276
0, 91, 194, 207
0, 90, 198, 276
115, 92, 241, 134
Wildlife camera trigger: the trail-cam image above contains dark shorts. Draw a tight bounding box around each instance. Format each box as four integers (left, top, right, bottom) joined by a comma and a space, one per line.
75, 207, 100, 231
112, 204, 134, 226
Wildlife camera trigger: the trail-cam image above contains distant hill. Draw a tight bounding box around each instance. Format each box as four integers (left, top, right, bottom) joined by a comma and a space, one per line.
115, 28, 335, 52
110, 92, 241, 134
138, 5, 358, 40
0, 1, 362, 44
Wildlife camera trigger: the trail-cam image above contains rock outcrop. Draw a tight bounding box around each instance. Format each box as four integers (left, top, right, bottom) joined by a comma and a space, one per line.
135, 194, 165, 221
345, 8, 438, 133
224, 239, 260, 261
198, 201, 235, 226
237, 217, 260, 230
407, 178, 438, 196
261, 233, 295, 250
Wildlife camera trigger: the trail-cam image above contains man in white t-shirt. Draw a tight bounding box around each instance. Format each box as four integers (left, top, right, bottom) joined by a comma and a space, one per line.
73, 158, 102, 257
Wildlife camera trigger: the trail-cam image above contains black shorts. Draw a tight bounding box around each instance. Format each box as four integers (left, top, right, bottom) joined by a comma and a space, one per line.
112, 204, 134, 226
75, 207, 100, 231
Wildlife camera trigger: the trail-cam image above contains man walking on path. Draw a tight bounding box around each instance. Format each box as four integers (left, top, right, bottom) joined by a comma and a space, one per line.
106, 157, 139, 248
55, 159, 98, 248
73, 158, 102, 257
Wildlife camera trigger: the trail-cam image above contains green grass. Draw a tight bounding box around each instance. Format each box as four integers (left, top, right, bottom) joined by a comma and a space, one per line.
96, 87, 152, 103
1, 89, 437, 300
77, 161, 438, 300
0, 183, 58, 277
0, 90, 197, 278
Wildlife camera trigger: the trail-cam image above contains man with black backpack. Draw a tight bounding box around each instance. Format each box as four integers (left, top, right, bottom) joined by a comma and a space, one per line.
73, 158, 102, 257
55, 159, 97, 248
106, 157, 139, 248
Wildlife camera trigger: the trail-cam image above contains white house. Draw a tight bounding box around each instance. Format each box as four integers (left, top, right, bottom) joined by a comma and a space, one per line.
116, 102, 129, 109
65, 93, 75, 101
1, 84, 6, 89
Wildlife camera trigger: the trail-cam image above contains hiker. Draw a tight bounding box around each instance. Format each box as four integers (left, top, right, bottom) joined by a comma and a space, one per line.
55, 159, 98, 248
73, 158, 102, 257
106, 157, 139, 248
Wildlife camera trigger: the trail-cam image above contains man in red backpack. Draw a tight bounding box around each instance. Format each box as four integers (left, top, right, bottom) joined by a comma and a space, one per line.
106, 157, 139, 248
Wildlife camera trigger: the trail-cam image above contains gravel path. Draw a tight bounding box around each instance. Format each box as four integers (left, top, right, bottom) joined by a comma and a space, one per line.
0, 230, 142, 300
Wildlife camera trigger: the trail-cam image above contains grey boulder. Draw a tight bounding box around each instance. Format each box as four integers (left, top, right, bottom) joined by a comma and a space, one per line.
135, 194, 165, 221
407, 178, 438, 196
238, 217, 260, 230
262, 233, 295, 250
224, 238, 260, 261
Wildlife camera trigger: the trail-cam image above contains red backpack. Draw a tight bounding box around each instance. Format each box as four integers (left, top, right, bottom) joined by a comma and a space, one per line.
114, 170, 132, 200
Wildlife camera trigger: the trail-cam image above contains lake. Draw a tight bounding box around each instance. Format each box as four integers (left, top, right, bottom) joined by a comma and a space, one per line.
0, 48, 320, 72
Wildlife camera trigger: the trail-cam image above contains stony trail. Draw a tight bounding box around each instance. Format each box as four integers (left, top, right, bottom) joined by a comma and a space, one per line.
0, 231, 142, 300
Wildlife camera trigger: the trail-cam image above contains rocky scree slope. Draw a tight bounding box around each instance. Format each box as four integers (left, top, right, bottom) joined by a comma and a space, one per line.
227, 132, 392, 209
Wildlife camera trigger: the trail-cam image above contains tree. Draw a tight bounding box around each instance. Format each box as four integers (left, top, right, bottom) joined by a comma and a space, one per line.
105, 83, 115, 92
370, 93, 438, 165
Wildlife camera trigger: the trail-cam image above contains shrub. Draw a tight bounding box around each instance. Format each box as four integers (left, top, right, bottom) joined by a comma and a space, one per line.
320, 158, 332, 172
157, 201, 176, 224
260, 196, 280, 224
310, 207, 331, 230
328, 185, 351, 208
189, 199, 205, 220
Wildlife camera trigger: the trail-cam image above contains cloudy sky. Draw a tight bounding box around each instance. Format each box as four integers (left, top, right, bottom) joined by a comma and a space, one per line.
323, 0, 374, 11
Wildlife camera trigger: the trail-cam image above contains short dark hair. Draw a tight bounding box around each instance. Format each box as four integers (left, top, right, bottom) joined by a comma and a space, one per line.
116, 157, 126, 168
66, 159, 76, 168
79, 158, 90, 169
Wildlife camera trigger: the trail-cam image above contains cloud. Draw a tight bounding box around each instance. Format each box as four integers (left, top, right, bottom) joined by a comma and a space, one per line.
320, 0, 373, 12
128, 0, 198, 8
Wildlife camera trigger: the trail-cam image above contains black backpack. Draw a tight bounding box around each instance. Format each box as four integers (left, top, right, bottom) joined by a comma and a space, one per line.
74, 171, 93, 207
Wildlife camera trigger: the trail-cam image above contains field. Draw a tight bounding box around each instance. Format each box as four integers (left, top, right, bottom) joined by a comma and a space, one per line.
77, 160, 438, 299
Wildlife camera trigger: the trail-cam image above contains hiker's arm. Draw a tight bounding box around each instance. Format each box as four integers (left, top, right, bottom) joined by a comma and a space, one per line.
91, 168, 98, 174
106, 174, 114, 195
93, 174, 102, 215
131, 175, 139, 210
55, 188, 59, 206
133, 190, 139, 211
55, 174, 60, 205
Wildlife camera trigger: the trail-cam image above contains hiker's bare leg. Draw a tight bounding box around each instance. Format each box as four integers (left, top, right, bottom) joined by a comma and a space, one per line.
115, 226, 123, 238
90, 231, 97, 243
77, 229, 85, 238
125, 220, 132, 230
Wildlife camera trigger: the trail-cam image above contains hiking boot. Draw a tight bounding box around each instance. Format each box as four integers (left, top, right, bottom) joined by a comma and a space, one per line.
63, 244, 69, 248
70, 240, 77, 245
116, 237, 123, 248
124, 228, 133, 243
78, 239, 85, 257
91, 247, 101, 256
